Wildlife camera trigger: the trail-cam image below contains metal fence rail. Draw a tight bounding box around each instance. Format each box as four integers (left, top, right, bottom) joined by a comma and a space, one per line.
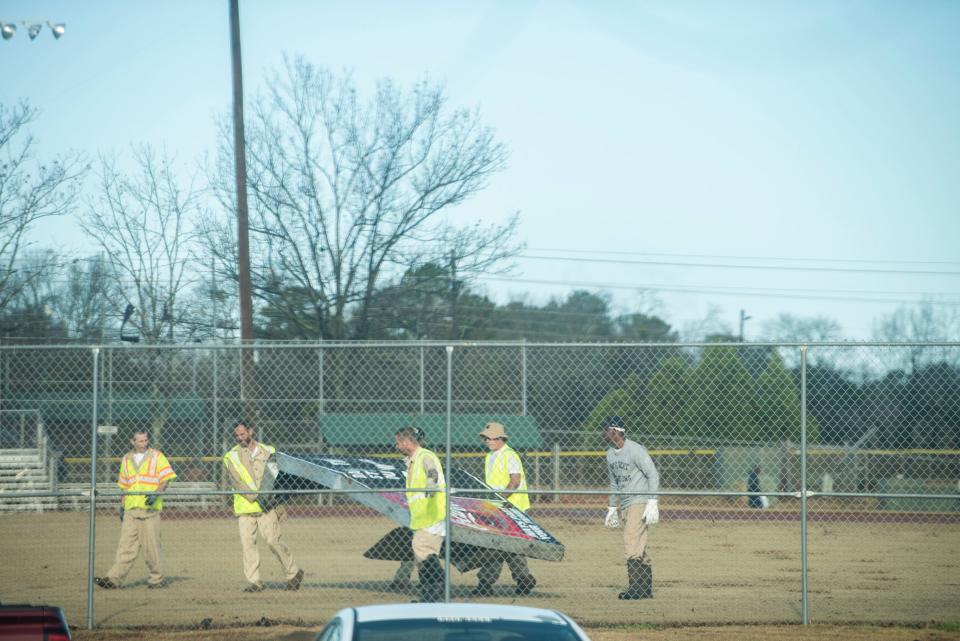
0, 341, 957, 629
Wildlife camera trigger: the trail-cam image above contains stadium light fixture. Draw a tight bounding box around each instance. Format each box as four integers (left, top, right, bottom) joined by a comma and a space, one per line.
47, 21, 65, 39
120, 303, 141, 343
0, 20, 65, 41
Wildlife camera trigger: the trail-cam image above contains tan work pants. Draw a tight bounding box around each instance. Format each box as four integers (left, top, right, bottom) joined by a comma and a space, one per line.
623, 502, 652, 563
411, 529, 443, 563
107, 509, 164, 586
238, 510, 299, 584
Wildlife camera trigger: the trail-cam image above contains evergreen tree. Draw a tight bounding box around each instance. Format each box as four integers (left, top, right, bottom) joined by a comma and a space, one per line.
639, 356, 692, 442
583, 373, 642, 447
755, 351, 819, 443
684, 345, 758, 443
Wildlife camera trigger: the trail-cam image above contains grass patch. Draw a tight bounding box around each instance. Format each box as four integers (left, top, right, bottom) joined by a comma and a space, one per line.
933, 622, 960, 632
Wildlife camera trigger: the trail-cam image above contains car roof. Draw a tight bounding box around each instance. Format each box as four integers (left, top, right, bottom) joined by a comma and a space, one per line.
351, 603, 571, 625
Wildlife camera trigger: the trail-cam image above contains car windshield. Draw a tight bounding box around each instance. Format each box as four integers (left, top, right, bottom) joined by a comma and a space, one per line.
355, 618, 581, 641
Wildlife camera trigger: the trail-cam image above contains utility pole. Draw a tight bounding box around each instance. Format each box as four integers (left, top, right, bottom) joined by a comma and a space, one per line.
448, 251, 458, 340
229, 0, 253, 344
739, 309, 752, 342
210, 256, 219, 341
229, 0, 256, 422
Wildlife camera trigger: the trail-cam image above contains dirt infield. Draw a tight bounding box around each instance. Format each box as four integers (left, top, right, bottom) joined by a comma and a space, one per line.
1, 506, 958, 631
70, 623, 960, 641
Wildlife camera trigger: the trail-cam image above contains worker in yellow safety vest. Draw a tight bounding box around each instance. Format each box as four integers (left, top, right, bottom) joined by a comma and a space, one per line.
223, 420, 304, 593
472, 421, 537, 597
394, 425, 446, 602
95, 430, 176, 589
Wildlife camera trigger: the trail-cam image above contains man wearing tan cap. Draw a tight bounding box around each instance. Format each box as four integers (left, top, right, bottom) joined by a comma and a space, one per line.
473, 421, 537, 596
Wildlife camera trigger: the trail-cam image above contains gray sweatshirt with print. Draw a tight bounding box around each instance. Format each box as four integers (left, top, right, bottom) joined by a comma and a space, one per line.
606, 439, 660, 509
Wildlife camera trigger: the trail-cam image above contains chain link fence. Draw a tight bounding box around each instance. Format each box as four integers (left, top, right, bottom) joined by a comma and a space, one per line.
0, 342, 957, 629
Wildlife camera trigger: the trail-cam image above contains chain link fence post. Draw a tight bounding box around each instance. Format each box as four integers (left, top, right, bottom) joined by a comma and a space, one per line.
800, 344, 809, 624
85, 347, 100, 630
443, 344, 453, 603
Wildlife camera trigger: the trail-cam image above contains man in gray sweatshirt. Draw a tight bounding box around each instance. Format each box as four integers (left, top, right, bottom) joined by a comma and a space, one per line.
602, 415, 659, 599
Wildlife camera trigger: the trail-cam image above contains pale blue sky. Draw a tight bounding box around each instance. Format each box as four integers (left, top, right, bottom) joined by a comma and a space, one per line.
3, 1, 959, 339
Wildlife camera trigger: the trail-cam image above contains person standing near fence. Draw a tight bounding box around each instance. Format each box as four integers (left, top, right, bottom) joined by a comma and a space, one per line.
395, 425, 446, 602
95, 430, 176, 589
473, 421, 537, 596
601, 415, 659, 600
222, 420, 304, 593
747, 465, 764, 509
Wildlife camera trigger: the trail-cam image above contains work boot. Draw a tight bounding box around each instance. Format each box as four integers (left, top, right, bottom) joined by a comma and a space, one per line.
389, 578, 412, 591
514, 576, 537, 596
618, 559, 653, 600
416, 555, 445, 603
94, 577, 119, 590
390, 559, 415, 591
147, 581, 167, 589
286, 569, 305, 591
243, 582, 265, 593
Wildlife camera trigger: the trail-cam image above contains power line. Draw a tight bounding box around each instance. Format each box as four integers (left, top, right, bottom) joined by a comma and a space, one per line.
527, 247, 960, 267
517, 254, 960, 276
478, 276, 960, 306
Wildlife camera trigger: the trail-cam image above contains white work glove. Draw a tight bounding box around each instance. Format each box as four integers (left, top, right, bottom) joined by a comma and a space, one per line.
604, 506, 621, 529
642, 498, 659, 525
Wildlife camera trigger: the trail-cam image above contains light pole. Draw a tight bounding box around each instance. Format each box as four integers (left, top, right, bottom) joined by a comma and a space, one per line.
739, 309, 752, 342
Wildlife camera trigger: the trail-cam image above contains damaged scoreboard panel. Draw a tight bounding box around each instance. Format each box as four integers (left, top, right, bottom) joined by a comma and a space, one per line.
261, 452, 564, 568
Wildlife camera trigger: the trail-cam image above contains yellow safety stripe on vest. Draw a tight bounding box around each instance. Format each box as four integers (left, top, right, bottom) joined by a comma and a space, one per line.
118, 449, 176, 511
223, 444, 276, 515
227, 450, 258, 490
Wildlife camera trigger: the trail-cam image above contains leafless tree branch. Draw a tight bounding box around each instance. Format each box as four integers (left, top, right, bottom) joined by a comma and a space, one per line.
204, 59, 519, 339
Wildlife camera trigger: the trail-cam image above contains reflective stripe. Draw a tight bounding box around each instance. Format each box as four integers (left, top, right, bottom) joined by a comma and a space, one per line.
228, 451, 258, 490
223, 444, 276, 515
118, 449, 177, 511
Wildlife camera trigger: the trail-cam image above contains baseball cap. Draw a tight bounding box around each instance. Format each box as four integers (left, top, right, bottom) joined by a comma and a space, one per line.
479, 422, 507, 440
600, 415, 626, 432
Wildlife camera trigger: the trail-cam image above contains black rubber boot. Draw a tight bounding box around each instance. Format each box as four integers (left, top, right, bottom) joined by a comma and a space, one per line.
416, 555, 445, 603
514, 575, 537, 596
618, 559, 653, 600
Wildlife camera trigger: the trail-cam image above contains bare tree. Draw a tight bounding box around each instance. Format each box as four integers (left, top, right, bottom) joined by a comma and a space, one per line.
54, 255, 113, 342
81, 146, 200, 343
0, 101, 86, 315
761, 313, 842, 368
680, 304, 730, 343
873, 299, 960, 372
81, 146, 203, 444
175, 264, 239, 342
760, 313, 842, 342
204, 58, 519, 339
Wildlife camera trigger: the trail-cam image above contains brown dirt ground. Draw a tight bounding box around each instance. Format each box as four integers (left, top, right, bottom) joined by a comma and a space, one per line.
1, 504, 958, 637
69, 623, 960, 641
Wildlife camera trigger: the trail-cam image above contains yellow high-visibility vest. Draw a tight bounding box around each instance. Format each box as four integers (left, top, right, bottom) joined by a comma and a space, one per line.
406, 447, 446, 530
117, 449, 176, 511
223, 444, 276, 515
485, 444, 530, 511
